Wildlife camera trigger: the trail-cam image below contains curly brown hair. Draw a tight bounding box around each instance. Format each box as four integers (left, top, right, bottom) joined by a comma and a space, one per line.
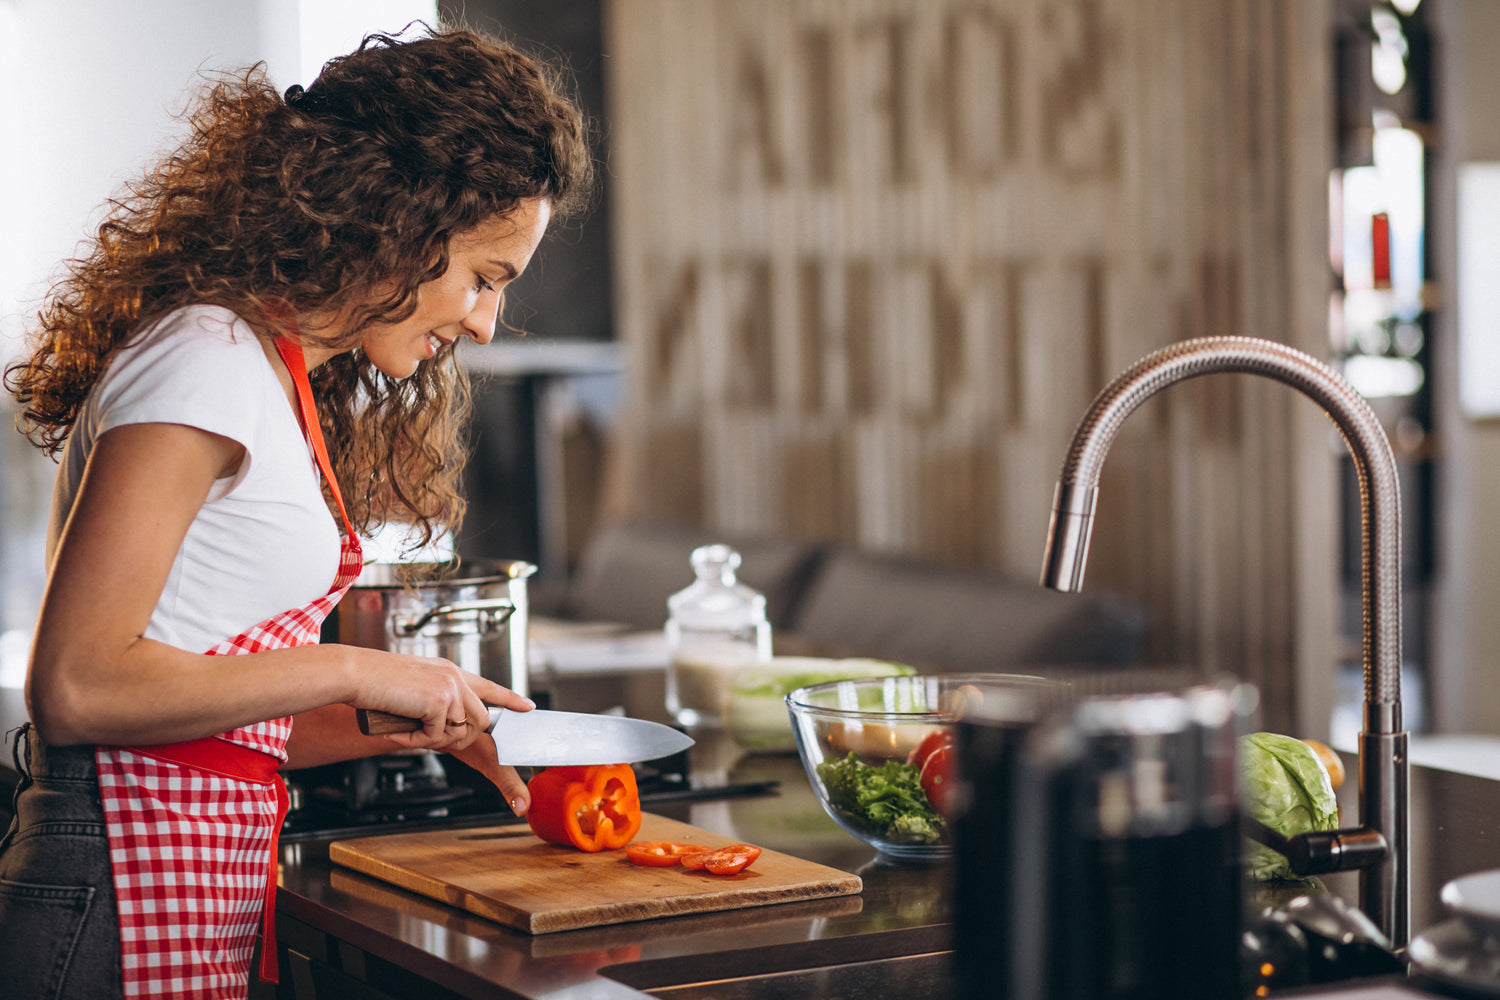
4, 25, 593, 551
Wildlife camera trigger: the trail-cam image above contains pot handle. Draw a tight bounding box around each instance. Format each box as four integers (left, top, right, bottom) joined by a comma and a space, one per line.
393, 598, 516, 636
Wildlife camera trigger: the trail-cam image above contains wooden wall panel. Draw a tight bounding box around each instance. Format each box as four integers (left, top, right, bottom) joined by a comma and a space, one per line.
604, 0, 1335, 732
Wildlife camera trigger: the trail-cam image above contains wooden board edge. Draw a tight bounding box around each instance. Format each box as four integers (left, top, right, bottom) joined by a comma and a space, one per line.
329, 843, 536, 932
526, 875, 865, 934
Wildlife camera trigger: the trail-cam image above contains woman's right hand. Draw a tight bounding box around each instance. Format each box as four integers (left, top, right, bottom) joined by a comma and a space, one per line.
341, 646, 534, 751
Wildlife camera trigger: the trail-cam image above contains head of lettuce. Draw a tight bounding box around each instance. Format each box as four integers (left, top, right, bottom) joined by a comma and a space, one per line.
1240, 732, 1340, 881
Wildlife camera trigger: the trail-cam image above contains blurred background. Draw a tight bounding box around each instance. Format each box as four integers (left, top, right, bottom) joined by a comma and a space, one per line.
1, 0, 1494, 745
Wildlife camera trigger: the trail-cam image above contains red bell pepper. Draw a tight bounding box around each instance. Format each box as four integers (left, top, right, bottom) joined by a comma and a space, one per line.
526, 764, 642, 852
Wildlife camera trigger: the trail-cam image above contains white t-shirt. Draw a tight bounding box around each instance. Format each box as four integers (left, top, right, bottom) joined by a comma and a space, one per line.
49, 305, 343, 654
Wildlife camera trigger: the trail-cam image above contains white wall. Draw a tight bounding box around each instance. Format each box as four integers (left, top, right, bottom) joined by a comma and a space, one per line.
1432, 0, 1500, 733
0, 0, 437, 353
0, 0, 434, 668
2, 0, 290, 352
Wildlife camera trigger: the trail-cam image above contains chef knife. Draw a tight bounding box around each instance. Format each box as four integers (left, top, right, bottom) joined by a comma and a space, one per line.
355, 706, 694, 765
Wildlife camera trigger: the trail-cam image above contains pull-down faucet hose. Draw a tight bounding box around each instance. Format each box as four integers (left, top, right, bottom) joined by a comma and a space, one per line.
1040, 336, 1408, 947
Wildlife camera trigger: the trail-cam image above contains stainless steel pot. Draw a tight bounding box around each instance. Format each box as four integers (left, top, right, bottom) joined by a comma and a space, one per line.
337, 557, 535, 698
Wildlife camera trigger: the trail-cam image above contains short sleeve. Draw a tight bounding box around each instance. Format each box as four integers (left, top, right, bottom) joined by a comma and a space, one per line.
91, 307, 277, 494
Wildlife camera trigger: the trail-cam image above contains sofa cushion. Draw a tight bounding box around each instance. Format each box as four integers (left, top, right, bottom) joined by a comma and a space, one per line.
558, 521, 826, 631
784, 549, 1145, 672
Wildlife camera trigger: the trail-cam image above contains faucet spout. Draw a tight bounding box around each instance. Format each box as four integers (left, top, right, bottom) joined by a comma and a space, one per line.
1040, 335, 1408, 947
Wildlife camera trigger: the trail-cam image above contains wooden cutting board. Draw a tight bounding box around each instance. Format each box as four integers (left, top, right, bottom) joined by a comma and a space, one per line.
328, 813, 863, 934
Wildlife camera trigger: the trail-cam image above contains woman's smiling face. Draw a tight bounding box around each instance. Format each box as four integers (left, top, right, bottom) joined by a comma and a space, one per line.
359, 196, 552, 379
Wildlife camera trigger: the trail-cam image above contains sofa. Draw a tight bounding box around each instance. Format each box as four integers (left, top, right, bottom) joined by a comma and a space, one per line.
534, 520, 1147, 674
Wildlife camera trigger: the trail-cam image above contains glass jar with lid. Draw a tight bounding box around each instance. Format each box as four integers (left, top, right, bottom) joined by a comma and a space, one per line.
664, 544, 772, 727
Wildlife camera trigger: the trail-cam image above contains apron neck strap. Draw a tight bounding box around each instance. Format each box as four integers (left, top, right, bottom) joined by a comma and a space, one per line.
272, 336, 354, 538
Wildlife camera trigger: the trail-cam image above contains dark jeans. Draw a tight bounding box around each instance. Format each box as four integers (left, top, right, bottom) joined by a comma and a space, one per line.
0, 724, 122, 1000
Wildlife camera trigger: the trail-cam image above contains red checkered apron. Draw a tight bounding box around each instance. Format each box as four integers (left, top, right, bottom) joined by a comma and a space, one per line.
95, 337, 363, 998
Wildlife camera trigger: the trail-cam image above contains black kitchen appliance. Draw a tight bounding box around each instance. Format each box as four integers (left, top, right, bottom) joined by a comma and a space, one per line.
953, 671, 1255, 1000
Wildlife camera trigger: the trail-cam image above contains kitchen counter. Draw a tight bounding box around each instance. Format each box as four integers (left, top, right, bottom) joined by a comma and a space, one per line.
264, 728, 1500, 1000
7, 683, 1500, 998
269, 731, 951, 999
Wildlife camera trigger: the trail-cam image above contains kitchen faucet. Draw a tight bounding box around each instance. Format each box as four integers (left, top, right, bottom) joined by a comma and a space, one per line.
1038, 336, 1409, 948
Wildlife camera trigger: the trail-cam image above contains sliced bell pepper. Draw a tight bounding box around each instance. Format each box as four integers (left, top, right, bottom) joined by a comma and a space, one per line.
679, 844, 762, 875
526, 764, 642, 852
624, 841, 710, 867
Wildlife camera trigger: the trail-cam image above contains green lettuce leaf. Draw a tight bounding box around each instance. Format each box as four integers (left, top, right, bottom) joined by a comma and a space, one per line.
816, 751, 946, 844
1240, 731, 1339, 881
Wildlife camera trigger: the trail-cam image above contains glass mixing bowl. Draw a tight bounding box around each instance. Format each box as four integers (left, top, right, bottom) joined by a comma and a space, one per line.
786, 673, 1054, 862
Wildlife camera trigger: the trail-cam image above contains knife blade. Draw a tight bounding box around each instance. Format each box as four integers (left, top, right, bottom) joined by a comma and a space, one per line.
355, 706, 694, 765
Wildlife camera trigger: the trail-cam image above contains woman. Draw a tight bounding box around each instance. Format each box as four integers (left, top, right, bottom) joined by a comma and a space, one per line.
0, 25, 592, 999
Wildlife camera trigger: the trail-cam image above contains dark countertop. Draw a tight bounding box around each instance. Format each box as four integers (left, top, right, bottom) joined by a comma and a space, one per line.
8, 681, 1500, 998
272, 734, 952, 1000
268, 729, 1500, 1000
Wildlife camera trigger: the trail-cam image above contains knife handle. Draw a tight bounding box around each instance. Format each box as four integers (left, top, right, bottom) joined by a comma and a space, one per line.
356, 709, 419, 735
356, 706, 504, 736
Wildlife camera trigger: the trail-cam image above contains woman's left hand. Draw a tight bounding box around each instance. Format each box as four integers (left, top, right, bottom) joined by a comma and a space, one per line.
449, 732, 530, 815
